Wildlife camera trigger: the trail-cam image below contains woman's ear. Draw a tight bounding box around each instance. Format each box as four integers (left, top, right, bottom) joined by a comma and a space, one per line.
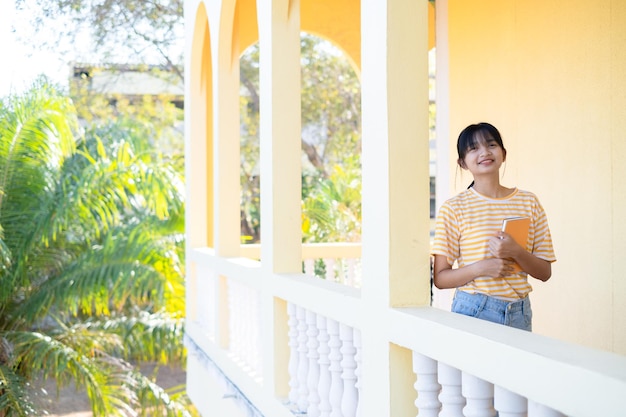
458, 158, 466, 169
503, 149, 507, 161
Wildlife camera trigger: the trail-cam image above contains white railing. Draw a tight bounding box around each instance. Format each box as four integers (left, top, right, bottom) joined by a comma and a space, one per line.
285, 305, 361, 417
412, 353, 566, 417
185, 246, 626, 417
240, 243, 362, 287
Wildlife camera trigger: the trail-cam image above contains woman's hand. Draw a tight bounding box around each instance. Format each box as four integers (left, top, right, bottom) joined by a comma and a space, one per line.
488, 232, 552, 281
488, 232, 523, 259
479, 257, 516, 278
433, 254, 516, 289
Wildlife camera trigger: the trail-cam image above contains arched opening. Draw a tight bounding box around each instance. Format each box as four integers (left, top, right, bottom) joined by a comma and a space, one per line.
239, 33, 362, 250
188, 3, 213, 249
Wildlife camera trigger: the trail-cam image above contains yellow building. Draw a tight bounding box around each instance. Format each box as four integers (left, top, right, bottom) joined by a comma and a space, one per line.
184, 1, 626, 416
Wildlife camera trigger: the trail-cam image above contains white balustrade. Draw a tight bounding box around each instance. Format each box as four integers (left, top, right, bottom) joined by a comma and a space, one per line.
462, 372, 496, 417
287, 303, 300, 408
438, 362, 465, 417
247, 288, 263, 377
345, 259, 357, 287
282, 305, 571, 417
307, 310, 322, 417
301, 250, 362, 288
304, 258, 315, 277
412, 352, 441, 417
327, 318, 344, 417
297, 306, 310, 412
317, 314, 332, 417
196, 265, 217, 340
228, 280, 240, 357
495, 385, 527, 417
241, 285, 252, 370
353, 329, 363, 417
528, 400, 567, 417
340, 324, 358, 417
324, 258, 337, 282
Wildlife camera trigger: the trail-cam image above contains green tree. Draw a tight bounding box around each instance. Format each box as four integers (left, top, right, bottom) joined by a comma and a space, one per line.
18, 0, 184, 80
240, 34, 362, 243
0, 80, 192, 416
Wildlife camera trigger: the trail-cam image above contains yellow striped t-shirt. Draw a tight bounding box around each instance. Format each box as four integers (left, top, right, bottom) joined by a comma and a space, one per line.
432, 187, 556, 300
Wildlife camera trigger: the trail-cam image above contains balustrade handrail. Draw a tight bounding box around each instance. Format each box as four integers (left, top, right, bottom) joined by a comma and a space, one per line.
188, 246, 626, 417
239, 242, 362, 260
390, 306, 626, 417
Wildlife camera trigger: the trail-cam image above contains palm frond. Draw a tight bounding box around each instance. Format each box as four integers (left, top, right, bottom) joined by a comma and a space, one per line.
5, 330, 130, 416
83, 311, 186, 365
131, 370, 194, 417
0, 78, 188, 417
0, 364, 36, 416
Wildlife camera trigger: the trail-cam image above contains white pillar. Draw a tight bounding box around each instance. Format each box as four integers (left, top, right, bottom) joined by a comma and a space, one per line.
412, 352, 441, 417
328, 318, 344, 417
297, 306, 309, 412
287, 302, 299, 406
438, 363, 465, 417
318, 315, 332, 417
495, 386, 527, 417
340, 324, 358, 417
462, 372, 496, 417
307, 310, 321, 417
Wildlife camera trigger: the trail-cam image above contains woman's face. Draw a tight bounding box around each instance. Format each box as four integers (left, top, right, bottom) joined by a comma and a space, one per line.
459, 134, 506, 176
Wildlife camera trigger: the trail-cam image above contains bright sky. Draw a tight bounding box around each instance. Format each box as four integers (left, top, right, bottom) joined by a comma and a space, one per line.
0, 2, 68, 97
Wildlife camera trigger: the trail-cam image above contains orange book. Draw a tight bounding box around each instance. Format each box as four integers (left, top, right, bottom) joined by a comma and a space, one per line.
501, 217, 530, 272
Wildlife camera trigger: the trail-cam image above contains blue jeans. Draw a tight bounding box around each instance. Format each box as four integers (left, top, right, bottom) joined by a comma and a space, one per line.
451, 290, 533, 331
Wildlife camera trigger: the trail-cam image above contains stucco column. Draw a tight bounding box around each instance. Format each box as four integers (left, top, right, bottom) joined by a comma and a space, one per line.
213, 1, 243, 257
360, 0, 431, 415
257, 0, 302, 398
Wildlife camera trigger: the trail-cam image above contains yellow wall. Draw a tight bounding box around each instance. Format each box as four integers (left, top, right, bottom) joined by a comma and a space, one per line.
446, 0, 626, 354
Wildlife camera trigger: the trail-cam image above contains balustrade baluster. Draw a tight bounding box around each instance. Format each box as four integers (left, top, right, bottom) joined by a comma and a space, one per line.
335, 259, 346, 285
327, 319, 344, 417
438, 363, 465, 417
198, 267, 216, 339
250, 288, 261, 376
324, 258, 337, 282
528, 400, 567, 417
317, 315, 332, 417
297, 306, 309, 412
412, 352, 441, 417
228, 280, 239, 359
304, 258, 315, 276
494, 386, 527, 417
241, 286, 251, 370
287, 303, 299, 408
346, 259, 357, 287
340, 324, 358, 417
307, 310, 321, 417
462, 372, 496, 417
353, 329, 362, 417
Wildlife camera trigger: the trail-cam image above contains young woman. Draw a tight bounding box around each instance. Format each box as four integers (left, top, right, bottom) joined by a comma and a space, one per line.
432, 122, 556, 331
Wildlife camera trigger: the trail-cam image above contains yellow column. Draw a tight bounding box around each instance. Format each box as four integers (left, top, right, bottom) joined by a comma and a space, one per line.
214, 0, 243, 258
186, 4, 212, 321
360, 0, 431, 416
257, 0, 302, 397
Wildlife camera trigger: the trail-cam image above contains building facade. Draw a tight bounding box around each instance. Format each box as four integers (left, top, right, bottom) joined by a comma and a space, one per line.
183, 1, 626, 416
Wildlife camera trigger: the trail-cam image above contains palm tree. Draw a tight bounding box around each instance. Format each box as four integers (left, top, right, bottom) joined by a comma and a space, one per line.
0, 80, 192, 416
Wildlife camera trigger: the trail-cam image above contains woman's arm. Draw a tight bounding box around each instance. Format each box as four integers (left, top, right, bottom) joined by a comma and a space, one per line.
489, 232, 552, 281
433, 254, 515, 289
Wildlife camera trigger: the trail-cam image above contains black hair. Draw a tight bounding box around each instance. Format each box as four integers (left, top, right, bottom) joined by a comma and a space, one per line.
456, 122, 506, 188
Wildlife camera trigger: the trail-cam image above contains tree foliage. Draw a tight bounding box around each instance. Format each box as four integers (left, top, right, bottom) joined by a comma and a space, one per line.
17, 0, 184, 80
240, 33, 362, 243
0, 79, 193, 416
